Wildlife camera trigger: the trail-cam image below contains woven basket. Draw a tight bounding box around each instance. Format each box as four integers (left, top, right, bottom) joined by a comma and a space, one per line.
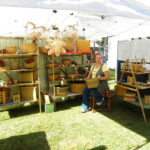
39, 47, 48, 53
55, 85, 68, 96
86, 78, 99, 89
10, 61, 19, 70
48, 74, 60, 80
70, 82, 86, 93
124, 92, 136, 102
127, 76, 134, 85
132, 64, 142, 72
144, 95, 150, 105
21, 86, 37, 101
63, 39, 74, 52
0, 88, 10, 104
5, 46, 17, 54
24, 58, 36, 69
19, 72, 34, 83
67, 73, 79, 79
114, 86, 126, 97
62, 59, 71, 66
20, 43, 37, 53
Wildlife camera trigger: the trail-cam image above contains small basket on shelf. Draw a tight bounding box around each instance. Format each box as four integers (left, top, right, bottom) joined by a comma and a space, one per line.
20, 43, 37, 53
24, 58, 36, 69
10, 61, 19, 70
48, 74, 60, 80
5, 46, 17, 54
55, 85, 68, 96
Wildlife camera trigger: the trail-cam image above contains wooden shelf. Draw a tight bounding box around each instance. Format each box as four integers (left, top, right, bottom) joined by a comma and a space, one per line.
124, 98, 150, 109
0, 83, 38, 88
50, 92, 82, 100
0, 68, 38, 72
121, 70, 150, 74
0, 99, 38, 111
119, 82, 150, 90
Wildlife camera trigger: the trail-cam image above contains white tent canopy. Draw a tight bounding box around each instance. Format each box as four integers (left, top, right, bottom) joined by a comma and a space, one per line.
1, 0, 150, 69
1, 0, 150, 39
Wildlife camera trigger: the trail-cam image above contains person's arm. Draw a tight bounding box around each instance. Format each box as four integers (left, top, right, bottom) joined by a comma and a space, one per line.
85, 70, 92, 80
97, 71, 109, 80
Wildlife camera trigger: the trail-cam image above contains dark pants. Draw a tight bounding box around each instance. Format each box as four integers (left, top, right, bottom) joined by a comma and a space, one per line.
82, 86, 103, 110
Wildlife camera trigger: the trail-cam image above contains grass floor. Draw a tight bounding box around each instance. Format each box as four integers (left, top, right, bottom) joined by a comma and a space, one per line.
1, 98, 150, 150
1, 69, 150, 150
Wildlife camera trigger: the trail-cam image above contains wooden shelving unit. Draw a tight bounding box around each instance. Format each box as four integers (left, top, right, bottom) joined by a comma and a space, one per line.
0, 53, 41, 112
114, 58, 150, 123
46, 51, 92, 111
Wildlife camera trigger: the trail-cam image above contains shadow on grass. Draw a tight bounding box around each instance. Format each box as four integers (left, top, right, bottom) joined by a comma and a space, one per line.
0, 131, 50, 150
55, 96, 82, 112
97, 96, 150, 144
90, 145, 107, 150
8, 105, 39, 119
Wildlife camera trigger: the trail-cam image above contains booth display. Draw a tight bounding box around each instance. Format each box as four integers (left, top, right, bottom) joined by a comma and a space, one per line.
114, 58, 150, 123
0, 53, 41, 112
45, 51, 93, 111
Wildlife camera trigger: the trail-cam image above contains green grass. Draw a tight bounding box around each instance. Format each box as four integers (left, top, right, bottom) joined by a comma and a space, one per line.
1, 69, 150, 150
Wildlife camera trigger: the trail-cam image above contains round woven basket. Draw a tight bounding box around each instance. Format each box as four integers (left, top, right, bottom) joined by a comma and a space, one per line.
10, 61, 19, 70
24, 58, 36, 69
48, 74, 60, 80
39, 47, 48, 53
62, 59, 71, 66
20, 43, 37, 53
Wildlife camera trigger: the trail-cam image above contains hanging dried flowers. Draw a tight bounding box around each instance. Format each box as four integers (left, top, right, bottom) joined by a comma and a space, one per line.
45, 37, 66, 57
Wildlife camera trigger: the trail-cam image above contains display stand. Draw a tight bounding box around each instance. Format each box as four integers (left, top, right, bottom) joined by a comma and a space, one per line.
114, 58, 150, 123
46, 51, 92, 111
0, 53, 41, 112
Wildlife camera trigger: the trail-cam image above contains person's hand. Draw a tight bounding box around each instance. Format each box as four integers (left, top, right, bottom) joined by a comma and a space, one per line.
98, 75, 102, 80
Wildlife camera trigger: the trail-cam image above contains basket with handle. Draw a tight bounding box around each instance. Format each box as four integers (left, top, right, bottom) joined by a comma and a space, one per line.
20, 43, 37, 53
86, 78, 99, 89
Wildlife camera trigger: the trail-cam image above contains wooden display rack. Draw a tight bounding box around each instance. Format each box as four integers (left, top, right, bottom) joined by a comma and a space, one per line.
114, 58, 150, 123
46, 51, 93, 111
